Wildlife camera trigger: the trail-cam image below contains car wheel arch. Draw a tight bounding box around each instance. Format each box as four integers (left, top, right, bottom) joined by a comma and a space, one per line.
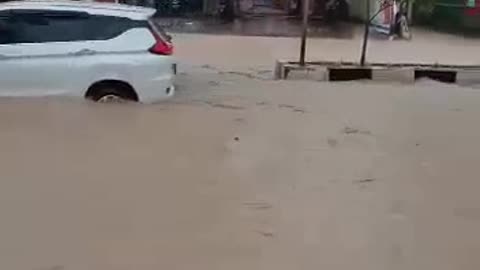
85, 79, 139, 102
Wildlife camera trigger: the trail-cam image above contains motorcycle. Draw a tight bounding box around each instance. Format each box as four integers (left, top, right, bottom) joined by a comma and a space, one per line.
393, 2, 411, 40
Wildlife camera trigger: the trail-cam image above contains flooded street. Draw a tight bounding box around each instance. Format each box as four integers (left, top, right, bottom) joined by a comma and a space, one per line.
1, 25, 480, 269
1, 67, 480, 269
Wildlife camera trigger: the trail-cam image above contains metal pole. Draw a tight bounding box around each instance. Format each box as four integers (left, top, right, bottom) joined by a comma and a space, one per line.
299, 0, 310, 66
360, 0, 370, 66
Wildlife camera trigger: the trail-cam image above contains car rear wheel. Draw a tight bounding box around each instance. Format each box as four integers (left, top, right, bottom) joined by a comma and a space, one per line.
97, 93, 128, 103
87, 82, 138, 103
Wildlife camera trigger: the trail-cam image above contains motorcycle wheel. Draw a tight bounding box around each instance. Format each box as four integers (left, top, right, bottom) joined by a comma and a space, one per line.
399, 16, 412, 40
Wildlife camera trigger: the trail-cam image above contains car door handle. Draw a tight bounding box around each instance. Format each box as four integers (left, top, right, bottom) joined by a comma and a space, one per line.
72, 49, 96, 56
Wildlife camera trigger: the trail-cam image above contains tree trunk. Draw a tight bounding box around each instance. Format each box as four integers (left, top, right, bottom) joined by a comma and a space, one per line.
360, 0, 370, 66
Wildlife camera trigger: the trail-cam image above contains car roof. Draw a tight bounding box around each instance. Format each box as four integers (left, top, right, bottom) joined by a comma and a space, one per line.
0, 0, 156, 20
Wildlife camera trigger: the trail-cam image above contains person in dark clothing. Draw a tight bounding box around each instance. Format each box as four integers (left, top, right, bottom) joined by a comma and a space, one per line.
390, 1, 411, 40
219, 0, 235, 22
325, 0, 349, 23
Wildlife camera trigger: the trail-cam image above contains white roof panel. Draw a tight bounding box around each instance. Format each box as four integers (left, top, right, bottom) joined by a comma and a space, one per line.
0, 0, 156, 20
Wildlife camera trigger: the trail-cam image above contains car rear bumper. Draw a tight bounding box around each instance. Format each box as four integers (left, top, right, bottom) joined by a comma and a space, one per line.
135, 73, 175, 103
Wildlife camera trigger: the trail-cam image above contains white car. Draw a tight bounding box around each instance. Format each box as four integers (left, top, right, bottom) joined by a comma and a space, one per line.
0, 0, 176, 103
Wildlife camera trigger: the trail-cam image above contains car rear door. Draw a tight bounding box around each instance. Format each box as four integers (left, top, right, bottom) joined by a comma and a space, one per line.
0, 10, 90, 97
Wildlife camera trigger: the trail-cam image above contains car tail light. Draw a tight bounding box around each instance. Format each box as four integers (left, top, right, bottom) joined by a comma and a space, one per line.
149, 26, 173, 55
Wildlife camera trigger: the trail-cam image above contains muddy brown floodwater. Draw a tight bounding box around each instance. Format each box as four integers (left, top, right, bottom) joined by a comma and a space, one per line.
1, 68, 480, 270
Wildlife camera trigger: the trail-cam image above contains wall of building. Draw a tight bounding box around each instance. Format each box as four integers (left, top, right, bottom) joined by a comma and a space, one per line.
349, 0, 414, 22
349, 0, 369, 21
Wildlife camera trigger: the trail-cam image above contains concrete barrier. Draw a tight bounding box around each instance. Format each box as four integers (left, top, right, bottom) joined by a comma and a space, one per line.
275, 60, 480, 86
284, 66, 328, 81
310, 67, 329, 81
456, 70, 480, 86
372, 68, 415, 83
286, 67, 312, 80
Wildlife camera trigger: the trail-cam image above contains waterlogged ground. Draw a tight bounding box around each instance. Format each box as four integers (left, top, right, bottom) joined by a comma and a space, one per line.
1, 66, 480, 270
2, 27, 480, 270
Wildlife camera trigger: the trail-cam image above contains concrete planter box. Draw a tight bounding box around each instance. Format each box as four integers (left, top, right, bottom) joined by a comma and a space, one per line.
372, 67, 415, 83
274, 60, 480, 85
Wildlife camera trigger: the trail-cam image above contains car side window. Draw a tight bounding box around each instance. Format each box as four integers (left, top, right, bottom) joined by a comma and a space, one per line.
0, 9, 148, 44
86, 16, 148, 41
7, 10, 91, 44
0, 11, 14, 44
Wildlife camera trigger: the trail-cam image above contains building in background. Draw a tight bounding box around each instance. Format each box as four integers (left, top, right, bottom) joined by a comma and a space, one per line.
96, 0, 348, 19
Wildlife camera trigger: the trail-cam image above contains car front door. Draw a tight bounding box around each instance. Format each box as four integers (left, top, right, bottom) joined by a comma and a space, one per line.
0, 10, 89, 97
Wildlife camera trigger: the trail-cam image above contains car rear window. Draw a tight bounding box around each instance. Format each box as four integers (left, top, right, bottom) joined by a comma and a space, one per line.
148, 18, 171, 42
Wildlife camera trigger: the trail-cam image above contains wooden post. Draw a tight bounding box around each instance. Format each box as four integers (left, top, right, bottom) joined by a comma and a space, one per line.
299, 0, 309, 66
